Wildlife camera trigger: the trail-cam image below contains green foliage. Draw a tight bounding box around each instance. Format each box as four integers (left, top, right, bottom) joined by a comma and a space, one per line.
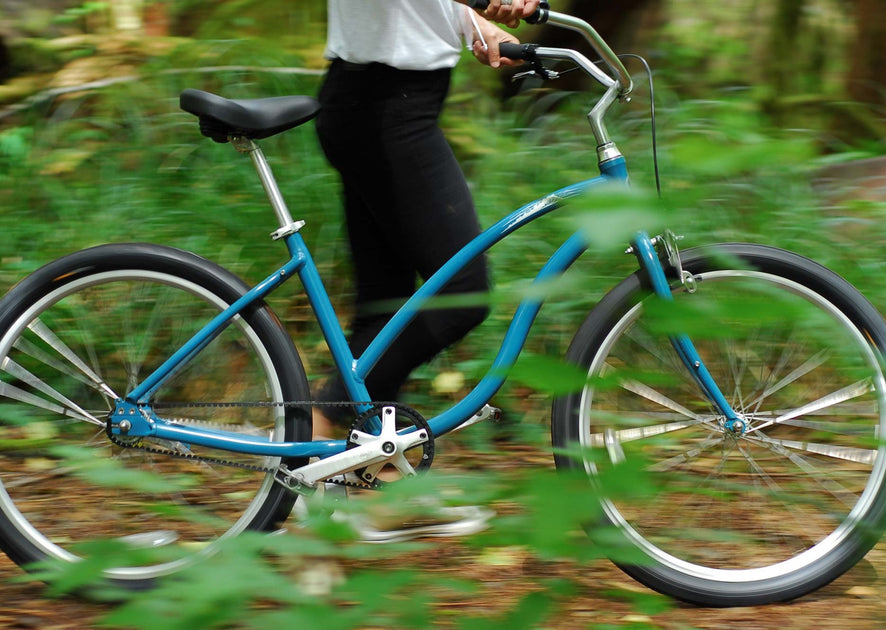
1, 2, 885, 627
54, 2, 111, 26
50, 444, 198, 493
23, 464, 664, 629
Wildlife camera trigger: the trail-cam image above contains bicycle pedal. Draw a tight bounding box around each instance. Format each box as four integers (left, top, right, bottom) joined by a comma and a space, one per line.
453, 404, 502, 433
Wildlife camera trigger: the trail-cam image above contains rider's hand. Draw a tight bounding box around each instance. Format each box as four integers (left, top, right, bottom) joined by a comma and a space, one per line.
483, 0, 540, 28
470, 18, 522, 69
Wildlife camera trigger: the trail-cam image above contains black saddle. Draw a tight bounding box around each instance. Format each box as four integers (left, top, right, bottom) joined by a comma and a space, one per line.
180, 88, 320, 143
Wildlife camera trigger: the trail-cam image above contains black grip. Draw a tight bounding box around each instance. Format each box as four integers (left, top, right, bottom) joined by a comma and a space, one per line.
466, 0, 490, 8
498, 42, 538, 60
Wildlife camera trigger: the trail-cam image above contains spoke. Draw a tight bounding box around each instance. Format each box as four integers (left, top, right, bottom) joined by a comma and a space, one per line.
588, 416, 708, 448
657, 437, 741, 522
748, 349, 830, 412
752, 435, 878, 466
648, 433, 727, 472
86, 425, 112, 445
736, 443, 833, 546
748, 379, 875, 434
760, 414, 876, 437
720, 331, 767, 414
712, 318, 797, 416
624, 327, 687, 376
744, 434, 863, 508
0, 380, 101, 425
13, 337, 110, 399
1, 357, 103, 426
620, 378, 706, 421
737, 442, 787, 503
3, 467, 70, 489
27, 318, 118, 399
125, 282, 178, 392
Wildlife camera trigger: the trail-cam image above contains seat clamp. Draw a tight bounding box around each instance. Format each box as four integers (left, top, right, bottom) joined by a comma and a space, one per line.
271, 221, 306, 240
230, 136, 257, 153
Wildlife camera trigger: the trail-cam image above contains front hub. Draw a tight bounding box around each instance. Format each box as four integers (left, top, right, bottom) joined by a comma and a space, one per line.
724, 417, 747, 436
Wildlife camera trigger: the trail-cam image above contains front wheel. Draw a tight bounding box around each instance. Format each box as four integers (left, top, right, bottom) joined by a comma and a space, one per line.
0, 244, 311, 588
552, 243, 886, 606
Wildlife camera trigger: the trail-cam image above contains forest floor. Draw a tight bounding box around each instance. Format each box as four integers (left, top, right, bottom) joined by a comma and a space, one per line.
2, 523, 885, 629
2, 438, 886, 630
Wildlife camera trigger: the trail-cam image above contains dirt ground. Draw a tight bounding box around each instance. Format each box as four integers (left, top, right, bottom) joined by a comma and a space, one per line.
2, 534, 886, 629
2, 437, 886, 630
3, 403, 886, 629
2, 430, 886, 629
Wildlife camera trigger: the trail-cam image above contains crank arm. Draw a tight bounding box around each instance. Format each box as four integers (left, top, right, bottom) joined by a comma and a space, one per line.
283, 439, 393, 491
280, 406, 430, 491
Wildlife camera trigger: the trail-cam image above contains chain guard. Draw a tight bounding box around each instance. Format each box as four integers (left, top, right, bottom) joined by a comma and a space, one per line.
104, 400, 432, 490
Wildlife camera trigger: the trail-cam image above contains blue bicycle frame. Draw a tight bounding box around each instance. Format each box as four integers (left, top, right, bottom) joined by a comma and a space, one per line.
112, 151, 741, 460
109, 9, 748, 466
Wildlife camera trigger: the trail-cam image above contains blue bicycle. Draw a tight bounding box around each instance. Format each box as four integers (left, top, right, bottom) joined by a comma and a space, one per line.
1, 3, 884, 607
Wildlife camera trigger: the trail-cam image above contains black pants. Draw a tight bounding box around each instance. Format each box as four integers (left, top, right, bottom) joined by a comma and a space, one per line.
315, 60, 490, 416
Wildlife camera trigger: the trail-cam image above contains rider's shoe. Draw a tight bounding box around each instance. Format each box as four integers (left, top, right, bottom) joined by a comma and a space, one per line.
334, 502, 494, 543
292, 483, 493, 543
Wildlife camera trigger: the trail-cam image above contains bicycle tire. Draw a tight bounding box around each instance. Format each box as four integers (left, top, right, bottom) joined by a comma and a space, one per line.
0, 243, 311, 588
552, 243, 886, 606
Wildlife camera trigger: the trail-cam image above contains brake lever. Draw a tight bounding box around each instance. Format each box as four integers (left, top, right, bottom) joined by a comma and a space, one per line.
512, 67, 559, 82
510, 49, 560, 82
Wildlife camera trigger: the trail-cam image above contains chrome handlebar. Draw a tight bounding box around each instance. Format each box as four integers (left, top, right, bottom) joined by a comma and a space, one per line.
544, 10, 632, 96
465, 1, 632, 95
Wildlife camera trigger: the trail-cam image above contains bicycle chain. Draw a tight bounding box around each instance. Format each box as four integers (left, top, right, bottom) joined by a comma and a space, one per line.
104, 400, 421, 490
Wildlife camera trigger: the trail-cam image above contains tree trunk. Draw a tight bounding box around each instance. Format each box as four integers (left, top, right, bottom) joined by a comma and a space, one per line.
0, 36, 10, 83
848, 0, 886, 112
768, 0, 805, 97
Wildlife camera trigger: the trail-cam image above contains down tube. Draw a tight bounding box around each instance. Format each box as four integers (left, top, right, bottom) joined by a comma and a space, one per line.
427, 231, 590, 437
356, 169, 624, 435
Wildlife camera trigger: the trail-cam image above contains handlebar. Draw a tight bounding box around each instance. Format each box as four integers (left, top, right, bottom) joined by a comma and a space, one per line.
465, 1, 632, 96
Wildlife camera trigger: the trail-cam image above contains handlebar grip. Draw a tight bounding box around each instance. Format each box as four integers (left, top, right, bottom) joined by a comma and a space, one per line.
498, 42, 538, 61
465, 0, 490, 8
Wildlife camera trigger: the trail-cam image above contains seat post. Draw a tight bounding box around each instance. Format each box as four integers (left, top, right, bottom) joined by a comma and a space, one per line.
231, 135, 304, 240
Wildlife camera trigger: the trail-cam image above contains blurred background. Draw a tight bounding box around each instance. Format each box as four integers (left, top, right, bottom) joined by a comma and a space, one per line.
1, 2, 886, 627
0, 0, 885, 420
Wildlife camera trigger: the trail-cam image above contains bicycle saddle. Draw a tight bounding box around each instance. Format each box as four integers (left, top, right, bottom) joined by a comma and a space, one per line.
180, 88, 320, 143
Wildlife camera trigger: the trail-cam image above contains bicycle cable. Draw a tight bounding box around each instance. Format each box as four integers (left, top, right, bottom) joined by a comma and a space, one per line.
558, 52, 662, 196
618, 53, 662, 197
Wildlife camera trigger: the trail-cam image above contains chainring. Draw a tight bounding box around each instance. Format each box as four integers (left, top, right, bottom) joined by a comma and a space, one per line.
348, 403, 435, 485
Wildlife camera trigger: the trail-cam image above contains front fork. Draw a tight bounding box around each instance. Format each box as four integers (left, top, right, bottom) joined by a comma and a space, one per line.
629, 230, 746, 435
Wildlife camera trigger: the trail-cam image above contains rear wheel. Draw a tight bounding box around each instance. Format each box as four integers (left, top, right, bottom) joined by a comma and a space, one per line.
552, 243, 886, 606
0, 244, 311, 588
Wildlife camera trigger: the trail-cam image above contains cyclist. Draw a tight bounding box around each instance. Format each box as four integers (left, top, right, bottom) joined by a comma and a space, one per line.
313, 0, 538, 437
306, 0, 538, 541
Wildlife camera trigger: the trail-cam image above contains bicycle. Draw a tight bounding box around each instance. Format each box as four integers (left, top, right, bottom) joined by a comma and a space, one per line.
1, 2, 885, 608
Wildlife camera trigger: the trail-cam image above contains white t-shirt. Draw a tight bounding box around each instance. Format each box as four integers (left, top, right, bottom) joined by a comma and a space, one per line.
325, 0, 469, 71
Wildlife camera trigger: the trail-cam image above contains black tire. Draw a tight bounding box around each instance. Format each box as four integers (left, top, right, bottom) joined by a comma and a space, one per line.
0, 243, 311, 588
552, 243, 886, 606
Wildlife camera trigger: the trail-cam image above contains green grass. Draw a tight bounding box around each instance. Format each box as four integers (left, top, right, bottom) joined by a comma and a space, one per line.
2, 18, 886, 626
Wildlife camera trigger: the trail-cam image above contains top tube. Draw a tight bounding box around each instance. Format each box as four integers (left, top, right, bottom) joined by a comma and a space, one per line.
357, 156, 628, 383
354, 157, 629, 436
